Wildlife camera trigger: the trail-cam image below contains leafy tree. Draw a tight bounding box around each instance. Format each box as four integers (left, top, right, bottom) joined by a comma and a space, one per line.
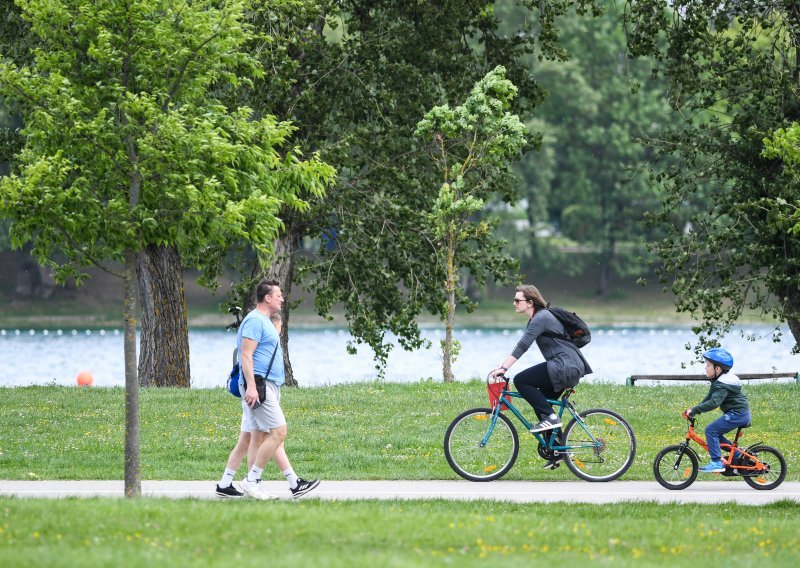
502, 2, 671, 295
0, 0, 333, 495
624, 0, 800, 352
239, 0, 605, 379
415, 66, 527, 381
763, 124, 800, 235
0, 0, 29, 227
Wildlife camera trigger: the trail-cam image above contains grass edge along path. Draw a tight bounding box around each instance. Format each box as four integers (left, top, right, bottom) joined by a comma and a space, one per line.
2, 498, 800, 567
1, 382, 798, 482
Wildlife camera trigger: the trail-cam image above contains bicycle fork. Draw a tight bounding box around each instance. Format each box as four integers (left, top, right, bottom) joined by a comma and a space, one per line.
670, 442, 694, 471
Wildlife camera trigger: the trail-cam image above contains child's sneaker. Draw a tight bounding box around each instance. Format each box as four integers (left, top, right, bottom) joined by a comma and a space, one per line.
699, 460, 725, 473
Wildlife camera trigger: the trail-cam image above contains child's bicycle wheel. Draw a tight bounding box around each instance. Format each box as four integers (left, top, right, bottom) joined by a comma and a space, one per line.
444, 408, 519, 481
653, 445, 699, 490
742, 445, 787, 490
562, 409, 636, 482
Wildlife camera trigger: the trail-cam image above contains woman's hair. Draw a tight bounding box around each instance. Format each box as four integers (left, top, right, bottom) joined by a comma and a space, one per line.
269, 312, 282, 324
516, 284, 547, 309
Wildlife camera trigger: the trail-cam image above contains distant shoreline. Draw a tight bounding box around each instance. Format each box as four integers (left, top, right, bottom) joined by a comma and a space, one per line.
0, 305, 780, 330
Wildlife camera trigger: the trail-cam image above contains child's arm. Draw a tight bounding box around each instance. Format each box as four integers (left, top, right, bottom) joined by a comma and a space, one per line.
689, 384, 726, 416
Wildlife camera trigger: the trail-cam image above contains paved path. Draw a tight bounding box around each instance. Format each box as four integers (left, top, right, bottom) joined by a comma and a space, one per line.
2, 480, 799, 505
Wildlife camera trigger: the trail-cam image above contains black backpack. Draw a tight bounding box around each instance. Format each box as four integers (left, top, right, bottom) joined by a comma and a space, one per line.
542, 306, 591, 348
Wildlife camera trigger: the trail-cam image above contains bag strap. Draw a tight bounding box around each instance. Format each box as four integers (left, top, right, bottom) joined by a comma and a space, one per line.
263, 341, 279, 380
539, 308, 570, 342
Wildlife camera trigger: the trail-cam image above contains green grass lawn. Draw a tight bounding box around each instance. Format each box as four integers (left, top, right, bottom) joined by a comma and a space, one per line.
2, 499, 799, 567
2, 383, 799, 566
1, 382, 797, 481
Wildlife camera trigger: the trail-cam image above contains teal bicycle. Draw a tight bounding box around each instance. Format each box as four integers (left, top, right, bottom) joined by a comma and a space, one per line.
444, 375, 636, 482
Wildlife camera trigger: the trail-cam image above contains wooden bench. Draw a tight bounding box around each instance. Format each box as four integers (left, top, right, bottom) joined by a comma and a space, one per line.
626, 372, 799, 386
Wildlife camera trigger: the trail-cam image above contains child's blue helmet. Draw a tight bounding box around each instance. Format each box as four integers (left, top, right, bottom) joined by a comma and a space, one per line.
702, 347, 733, 371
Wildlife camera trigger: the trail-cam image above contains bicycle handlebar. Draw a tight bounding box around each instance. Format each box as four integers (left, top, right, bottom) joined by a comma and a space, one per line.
226, 305, 243, 331
486, 372, 509, 385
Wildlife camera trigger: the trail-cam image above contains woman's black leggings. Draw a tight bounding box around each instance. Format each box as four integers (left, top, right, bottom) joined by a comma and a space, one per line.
513, 362, 562, 420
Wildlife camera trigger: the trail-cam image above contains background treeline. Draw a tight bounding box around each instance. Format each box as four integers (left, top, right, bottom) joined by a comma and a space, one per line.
1, 0, 799, 387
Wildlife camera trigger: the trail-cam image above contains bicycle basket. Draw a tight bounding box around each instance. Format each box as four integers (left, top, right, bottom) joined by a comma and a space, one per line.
487, 380, 509, 411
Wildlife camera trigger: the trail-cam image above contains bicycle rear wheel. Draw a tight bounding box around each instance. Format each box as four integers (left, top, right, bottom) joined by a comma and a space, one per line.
743, 445, 787, 490
444, 407, 519, 482
562, 409, 636, 482
653, 445, 699, 490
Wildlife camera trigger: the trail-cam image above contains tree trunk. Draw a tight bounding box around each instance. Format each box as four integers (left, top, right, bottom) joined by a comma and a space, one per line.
14, 245, 54, 298
247, 229, 301, 387
596, 235, 616, 297
782, 286, 800, 352
597, 258, 611, 297
442, 230, 456, 383
123, 248, 140, 498
136, 244, 190, 387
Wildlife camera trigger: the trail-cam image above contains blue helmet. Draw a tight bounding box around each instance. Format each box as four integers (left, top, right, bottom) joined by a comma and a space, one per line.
702, 348, 733, 371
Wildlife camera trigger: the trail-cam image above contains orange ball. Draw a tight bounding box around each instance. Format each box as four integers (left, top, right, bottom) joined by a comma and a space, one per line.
76, 370, 94, 386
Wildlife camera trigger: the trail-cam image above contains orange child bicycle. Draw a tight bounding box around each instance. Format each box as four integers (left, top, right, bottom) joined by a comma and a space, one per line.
653, 415, 786, 490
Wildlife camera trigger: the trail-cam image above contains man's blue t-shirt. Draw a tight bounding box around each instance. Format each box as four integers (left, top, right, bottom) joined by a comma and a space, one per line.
237, 310, 285, 386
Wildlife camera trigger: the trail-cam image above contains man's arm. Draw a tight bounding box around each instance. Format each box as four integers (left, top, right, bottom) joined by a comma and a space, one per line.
241, 337, 259, 408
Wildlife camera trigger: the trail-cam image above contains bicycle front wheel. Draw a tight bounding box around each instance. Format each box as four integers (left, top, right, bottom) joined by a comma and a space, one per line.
444, 407, 519, 482
562, 409, 636, 482
653, 445, 699, 490
743, 445, 787, 490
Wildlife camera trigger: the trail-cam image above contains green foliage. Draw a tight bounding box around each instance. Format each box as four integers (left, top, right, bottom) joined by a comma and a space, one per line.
415, 66, 528, 287
505, 2, 670, 293
416, 67, 527, 380
624, 0, 800, 353
763, 124, 800, 236
285, 1, 601, 370
0, 0, 334, 285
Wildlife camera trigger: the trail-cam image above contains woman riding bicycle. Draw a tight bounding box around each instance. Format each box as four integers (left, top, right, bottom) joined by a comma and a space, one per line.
491, 285, 592, 466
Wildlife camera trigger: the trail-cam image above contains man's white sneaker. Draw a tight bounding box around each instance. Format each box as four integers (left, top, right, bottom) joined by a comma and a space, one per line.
241, 479, 278, 500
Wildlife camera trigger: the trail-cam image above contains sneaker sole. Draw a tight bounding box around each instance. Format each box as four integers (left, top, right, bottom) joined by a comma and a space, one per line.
245, 493, 279, 500
530, 425, 562, 433
292, 480, 321, 498
242, 487, 279, 500
215, 491, 244, 498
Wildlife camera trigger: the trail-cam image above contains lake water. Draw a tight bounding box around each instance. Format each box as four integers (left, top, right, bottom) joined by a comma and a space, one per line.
2, 324, 797, 388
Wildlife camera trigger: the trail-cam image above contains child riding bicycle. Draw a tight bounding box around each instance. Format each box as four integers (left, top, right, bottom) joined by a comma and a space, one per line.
683, 347, 751, 473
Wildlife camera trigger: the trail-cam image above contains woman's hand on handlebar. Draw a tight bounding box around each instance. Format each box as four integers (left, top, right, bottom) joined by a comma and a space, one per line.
490, 367, 507, 379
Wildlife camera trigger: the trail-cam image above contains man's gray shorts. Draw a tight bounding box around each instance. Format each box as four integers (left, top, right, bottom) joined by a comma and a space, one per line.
239, 378, 286, 431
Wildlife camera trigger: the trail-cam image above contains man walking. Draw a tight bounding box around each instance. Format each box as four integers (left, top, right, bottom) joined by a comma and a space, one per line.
216, 312, 319, 499
238, 279, 319, 500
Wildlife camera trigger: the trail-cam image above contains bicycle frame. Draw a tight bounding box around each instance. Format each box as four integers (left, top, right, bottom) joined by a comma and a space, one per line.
681, 417, 767, 474
484, 383, 599, 453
